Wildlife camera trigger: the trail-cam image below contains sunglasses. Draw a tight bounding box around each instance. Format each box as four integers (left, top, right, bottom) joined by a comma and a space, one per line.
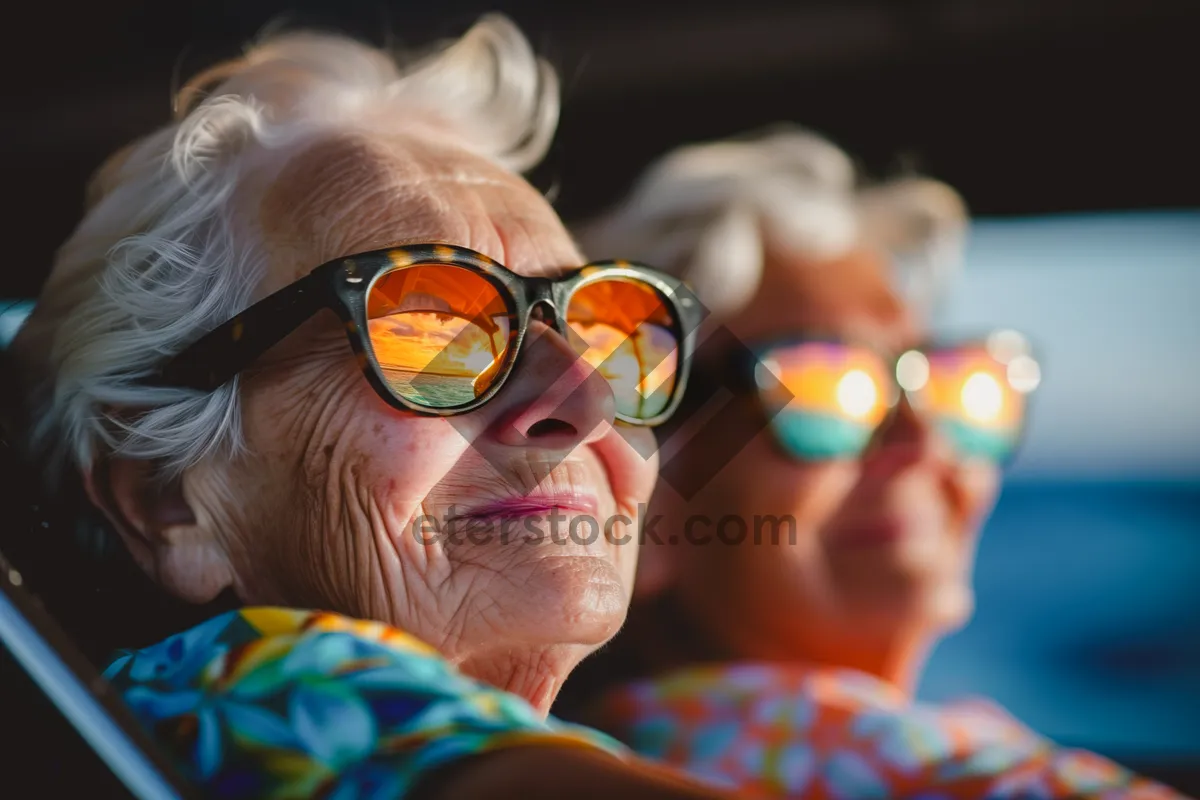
145, 243, 702, 426
749, 331, 1041, 463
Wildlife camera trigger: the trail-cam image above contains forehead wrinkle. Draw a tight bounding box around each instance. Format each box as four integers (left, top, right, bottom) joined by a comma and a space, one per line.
260, 136, 447, 270
259, 131, 579, 285
480, 188, 576, 278
378, 136, 580, 273
316, 185, 468, 267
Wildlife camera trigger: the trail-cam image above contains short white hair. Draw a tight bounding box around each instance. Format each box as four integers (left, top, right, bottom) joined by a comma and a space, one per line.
575, 126, 968, 319
13, 14, 559, 481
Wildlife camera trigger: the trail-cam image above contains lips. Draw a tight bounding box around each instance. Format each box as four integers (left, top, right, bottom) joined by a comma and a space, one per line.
430, 455, 615, 533
451, 491, 600, 523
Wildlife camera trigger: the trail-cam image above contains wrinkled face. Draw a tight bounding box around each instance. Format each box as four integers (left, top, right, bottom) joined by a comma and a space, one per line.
175, 131, 656, 704
655, 241, 1001, 670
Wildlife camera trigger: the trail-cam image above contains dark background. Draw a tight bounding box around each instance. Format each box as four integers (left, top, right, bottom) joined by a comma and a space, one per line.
2, 0, 1197, 298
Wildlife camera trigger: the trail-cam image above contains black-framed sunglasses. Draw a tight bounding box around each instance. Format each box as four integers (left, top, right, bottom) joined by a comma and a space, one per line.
744, 331, 1042, 463
145, 243, 702, 426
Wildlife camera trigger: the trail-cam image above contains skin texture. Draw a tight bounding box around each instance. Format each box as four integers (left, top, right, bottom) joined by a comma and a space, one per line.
89, 129, 658, 715
634, 238, 1002, 693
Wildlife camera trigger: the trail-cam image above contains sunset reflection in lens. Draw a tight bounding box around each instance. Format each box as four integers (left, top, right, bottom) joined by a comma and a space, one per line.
566, 278, 679, 420
759, 343, 891, 425
758, 342, 891, 459
367, 265, 514, 408
917, 347, 1023, 429
915, 345, 1029, 460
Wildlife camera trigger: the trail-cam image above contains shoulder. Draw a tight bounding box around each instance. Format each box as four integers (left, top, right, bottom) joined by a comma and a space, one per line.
105, 607, 624, 798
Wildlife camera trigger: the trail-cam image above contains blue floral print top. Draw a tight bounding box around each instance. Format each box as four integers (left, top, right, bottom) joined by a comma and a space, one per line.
103, 607, 626, 799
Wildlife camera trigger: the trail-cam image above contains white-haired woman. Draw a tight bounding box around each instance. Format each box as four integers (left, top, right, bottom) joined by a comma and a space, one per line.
7, 16, 736, 800
558, 128, 1189, 799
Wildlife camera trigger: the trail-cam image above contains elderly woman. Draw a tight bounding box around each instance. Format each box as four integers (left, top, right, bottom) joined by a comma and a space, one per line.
560, 128, 1190, 799
7, 16, 739, 800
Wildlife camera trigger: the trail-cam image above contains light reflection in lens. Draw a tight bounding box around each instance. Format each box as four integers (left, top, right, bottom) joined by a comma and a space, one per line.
462, 350, 496, 374
986, 328, 1030, 365
836, 369, 878, 419
758, 343, 890, 426
1007, 354, 1042, 393
961, 371, 1004, 422
896, 350, 930, 392
757, 357, 782, 387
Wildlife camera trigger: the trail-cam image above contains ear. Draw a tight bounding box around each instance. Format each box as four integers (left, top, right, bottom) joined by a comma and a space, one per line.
83, 456, 233, 604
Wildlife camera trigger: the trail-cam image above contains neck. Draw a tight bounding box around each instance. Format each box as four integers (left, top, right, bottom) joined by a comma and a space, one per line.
785, 626, 934, 697
642, 588, 937, 698
456, 644, 584, 716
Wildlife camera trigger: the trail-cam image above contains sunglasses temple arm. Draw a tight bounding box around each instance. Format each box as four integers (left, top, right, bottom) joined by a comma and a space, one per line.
149, 277, 328, 391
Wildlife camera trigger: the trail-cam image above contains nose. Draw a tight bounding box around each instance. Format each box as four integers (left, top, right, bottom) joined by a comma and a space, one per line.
488, 318, 617, 450
861, 394, 953, 475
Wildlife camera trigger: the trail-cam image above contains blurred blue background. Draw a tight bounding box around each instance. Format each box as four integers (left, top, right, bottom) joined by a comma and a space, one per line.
918, 210, 1200, 763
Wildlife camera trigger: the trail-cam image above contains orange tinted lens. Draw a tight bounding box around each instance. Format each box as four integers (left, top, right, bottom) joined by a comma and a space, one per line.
566, 278, 680, 421
366, 265, 513, 408
757, 342, 892, 457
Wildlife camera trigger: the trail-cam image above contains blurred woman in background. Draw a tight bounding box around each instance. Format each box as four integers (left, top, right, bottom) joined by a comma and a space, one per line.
560, 127, 1189, 799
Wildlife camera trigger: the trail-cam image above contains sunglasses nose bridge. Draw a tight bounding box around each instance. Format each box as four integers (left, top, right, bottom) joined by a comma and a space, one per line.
520, 276, 556, 318
526, 296, 567, 338
524, 276, 555, 302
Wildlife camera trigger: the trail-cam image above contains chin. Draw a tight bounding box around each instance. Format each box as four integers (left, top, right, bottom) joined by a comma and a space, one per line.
844, 575, 974, 638
513, 550, 631, 647
927, 582, 975, 632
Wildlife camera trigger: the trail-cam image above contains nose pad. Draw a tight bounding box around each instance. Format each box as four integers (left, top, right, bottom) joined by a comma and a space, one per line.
529, 300, 565, 335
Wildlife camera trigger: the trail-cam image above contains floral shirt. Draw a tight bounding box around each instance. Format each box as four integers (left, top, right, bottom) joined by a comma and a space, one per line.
103, 607, 625, 799
581, 663, 1191, 800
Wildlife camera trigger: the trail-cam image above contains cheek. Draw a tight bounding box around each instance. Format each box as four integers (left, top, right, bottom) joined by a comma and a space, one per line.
723, 432, 858, 525
230, 370, 484, 606
788, 462, 860, 528
237, 364, 477, 538
241, 355, 476, 496
957, 460, 1002, 526
339, 414, 474, 511
617, 427, 659, 501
